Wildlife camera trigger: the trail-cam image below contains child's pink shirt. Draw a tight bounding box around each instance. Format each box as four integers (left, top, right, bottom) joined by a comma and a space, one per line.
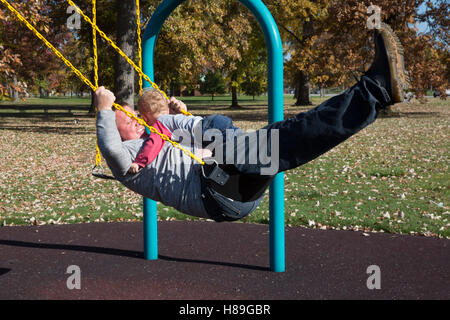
134, 120, 172, 168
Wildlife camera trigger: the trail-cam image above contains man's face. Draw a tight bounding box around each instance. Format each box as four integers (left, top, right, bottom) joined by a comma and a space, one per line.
116, 107, 146, 141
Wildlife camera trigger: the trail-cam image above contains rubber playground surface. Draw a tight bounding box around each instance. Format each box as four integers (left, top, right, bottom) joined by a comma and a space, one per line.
0, 221, 448, 300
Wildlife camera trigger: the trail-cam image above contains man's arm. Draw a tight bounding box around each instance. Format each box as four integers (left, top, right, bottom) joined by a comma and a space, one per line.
96, 110, 134, 176
159, 97, 203, 148
157, 114, 202, 133
95, 86, 116, 112
95, 87, 133, 176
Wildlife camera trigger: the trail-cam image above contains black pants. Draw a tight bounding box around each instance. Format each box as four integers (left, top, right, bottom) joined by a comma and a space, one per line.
225, 76, 388, 175
201, 76, 390, 220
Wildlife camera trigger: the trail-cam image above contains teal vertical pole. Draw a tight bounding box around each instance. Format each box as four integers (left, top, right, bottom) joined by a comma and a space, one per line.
141, 0, 184, 261
143, 198, 157, 260
240, 0, 285, 272
142, 0, 285, 271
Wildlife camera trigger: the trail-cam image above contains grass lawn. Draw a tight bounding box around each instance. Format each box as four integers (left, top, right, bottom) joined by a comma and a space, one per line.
0, 94, 448, 239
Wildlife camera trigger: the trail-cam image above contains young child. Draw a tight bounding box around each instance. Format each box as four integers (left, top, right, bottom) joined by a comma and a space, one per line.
127, 90, 174, 174
128, 89, 242, 174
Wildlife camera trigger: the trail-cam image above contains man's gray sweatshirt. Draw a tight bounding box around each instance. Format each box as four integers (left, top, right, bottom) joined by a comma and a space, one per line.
96, 110, 209, 218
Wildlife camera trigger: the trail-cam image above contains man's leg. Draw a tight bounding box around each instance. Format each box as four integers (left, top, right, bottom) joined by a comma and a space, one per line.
226, 23, 409, 176
204, 23, 409, 203
224, 75, 385, 175
206, 75, 390, 203
201, 114, 242, 148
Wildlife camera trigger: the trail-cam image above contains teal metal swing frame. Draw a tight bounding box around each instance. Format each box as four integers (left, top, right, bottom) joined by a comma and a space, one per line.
141, 0, 285, 272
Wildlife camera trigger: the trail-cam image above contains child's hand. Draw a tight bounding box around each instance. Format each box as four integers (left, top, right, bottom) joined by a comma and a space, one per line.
128, 163, 141, 174
168, 97, 187, 114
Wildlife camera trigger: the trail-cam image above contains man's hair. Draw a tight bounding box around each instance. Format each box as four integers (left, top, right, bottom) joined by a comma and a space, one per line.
137, 89, 168, 116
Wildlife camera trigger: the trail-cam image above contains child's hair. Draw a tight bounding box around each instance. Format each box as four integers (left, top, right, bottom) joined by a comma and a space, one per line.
137, 89, 168, 116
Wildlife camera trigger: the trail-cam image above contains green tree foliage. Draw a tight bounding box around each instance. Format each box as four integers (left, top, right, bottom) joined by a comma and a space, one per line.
240, 47, 267, 100
241, 75, 265, 100
266, 0, 331, 106
239, 24, 268, 100
200, 70, 226, 100
142, 0, 263, 108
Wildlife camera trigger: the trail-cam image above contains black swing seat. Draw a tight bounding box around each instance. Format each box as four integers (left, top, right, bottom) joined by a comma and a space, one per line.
201, 159, 274, 203
91, 165, 116, 180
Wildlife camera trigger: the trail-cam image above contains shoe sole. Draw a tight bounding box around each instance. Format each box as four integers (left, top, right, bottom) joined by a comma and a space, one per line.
378, 23, 410, 103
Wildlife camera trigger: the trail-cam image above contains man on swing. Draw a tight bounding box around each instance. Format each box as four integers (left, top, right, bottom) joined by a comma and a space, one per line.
96, 23, 409, 222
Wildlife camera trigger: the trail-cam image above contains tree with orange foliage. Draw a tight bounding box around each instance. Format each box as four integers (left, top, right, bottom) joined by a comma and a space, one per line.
267, 0, 448, 106
266, 0, 331, 106
321, 0, 448, 101
0, 0, 69, 99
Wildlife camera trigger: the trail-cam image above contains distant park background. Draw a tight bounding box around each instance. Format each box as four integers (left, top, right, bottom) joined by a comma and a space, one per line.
1, 0, 448, 107
0, 1, 448, 238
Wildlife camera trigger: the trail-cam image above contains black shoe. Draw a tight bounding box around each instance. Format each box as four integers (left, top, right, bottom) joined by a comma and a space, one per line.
365, 23, 410, 104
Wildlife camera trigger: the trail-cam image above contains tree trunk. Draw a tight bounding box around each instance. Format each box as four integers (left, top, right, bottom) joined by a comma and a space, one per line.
12, 75, 19, 101
89, 94, 96, 115
39, 86, 46, 98
89, 28, 97, 115
7, 85, 12, 98
294, 70, 311, 106
114, 0, 137, 108
230, 72, 240, 108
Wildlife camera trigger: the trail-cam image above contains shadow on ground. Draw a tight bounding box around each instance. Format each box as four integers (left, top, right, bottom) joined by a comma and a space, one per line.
0, 221, 449, 299
0, 268, 11, 277
0, 239, 268, 272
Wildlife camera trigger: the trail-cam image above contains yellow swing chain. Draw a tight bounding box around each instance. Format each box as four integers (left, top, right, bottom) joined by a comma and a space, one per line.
65, 0, 193, 116
136, 0, 143, 96
0, 0, 205, 166
92, 0, 103, 169
92, 0, 99, 88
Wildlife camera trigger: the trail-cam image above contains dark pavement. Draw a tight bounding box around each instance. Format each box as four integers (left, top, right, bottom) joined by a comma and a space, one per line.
0, 221, 448, 299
